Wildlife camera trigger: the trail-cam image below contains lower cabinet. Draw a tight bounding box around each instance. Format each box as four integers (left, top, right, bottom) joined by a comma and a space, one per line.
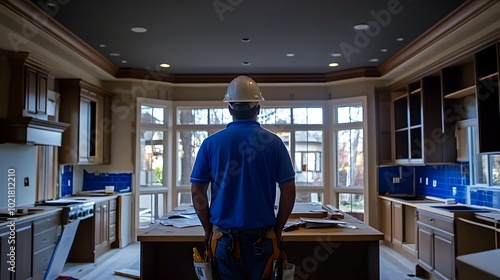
0, 212, 61, 280
417, 210, 455, 280
32, 212, 62, 280
70, 197, 117, 262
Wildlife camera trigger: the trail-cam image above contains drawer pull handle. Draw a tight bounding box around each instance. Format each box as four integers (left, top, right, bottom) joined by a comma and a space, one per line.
429, 218, 434, 222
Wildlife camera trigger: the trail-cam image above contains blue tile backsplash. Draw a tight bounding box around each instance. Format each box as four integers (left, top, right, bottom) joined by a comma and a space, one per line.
82, 170, 132, 192
61, 165, 74, 197
379, 162, 500, 209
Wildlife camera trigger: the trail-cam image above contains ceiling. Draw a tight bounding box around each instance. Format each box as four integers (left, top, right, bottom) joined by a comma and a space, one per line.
26, 0, 467, 78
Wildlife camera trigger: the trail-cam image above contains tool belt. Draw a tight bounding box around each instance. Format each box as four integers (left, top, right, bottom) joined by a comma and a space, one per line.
210, 225, 281, 279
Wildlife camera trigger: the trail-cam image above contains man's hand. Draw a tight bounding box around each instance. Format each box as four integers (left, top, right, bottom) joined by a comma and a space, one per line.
192, 183, 212, 241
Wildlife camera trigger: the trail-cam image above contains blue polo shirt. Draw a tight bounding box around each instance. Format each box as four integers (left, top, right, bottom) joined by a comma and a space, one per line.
190, 120, 295, 230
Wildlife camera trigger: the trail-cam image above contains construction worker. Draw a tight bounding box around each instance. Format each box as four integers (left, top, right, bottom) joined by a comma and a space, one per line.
191, 75, 296, 279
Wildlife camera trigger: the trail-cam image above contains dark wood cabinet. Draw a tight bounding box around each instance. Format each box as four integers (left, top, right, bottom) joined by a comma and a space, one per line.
475, 43, 500, 153
69, 197, 117, 262
6, 53, 50, 120
0, 227, 12, 280
58, 79, 112, 164
14, 221, 33, 280
32, 212, 62, 280
417, 210, 455, 280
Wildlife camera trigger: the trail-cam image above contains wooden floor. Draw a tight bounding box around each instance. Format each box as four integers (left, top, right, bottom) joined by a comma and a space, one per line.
61, 242, 424, 279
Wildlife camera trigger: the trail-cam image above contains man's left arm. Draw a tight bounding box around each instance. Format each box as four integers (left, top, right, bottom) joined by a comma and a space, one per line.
275, 180, 296, 241
191, 183, 212, 241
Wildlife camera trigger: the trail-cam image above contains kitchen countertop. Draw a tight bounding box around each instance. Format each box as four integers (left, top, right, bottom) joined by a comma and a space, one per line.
379, 195, 500, 218
0, 206, 62, 226
456, 249, 500, 279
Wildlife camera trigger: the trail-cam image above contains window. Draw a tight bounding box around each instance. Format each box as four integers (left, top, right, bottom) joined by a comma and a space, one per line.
331, 97, 367, 219
470, 125, 500, 186
175, 103, 325, 205
135, 99, 171, 228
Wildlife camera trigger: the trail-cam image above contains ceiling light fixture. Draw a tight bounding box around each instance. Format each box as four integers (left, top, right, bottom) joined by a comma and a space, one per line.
159, 63, 170, 68
121, 60, 128, 64
99, 44, 107, 48
396, 37, 404, 41
286, 53, 295, 57
241, 38, 251, 42
109, 53, 120, 56
380, 49, 388, 52
354, 23, 369, 30
328, 62, 339, 67
242, 61, 251, 65
369, 58, 379, 62
131, 27, 147, 33
330, 53, 342, 57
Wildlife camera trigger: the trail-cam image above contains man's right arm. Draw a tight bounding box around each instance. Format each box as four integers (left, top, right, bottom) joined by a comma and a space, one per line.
191, 183, 212, 240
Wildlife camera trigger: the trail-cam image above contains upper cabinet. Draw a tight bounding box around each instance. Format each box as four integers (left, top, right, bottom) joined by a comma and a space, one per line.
58, 79, 112, 165
0, 52, 69, 146
389, 75, 455, 165
379, 40, 500, 165
474, 43, 500, 154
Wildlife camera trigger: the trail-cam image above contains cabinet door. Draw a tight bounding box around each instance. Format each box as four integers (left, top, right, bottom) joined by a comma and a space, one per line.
25, 67, 38, 114
102, 201, 109, 248
380, 199, 392, 243
392, 202, 403, 247
15, 223, 33, 280
434, 229, 455, 280
94, 202, 102, 251
417, 223, 433, 272
0, 229, 12, 280
79, 98, 91, 163
37, 72, 47, 114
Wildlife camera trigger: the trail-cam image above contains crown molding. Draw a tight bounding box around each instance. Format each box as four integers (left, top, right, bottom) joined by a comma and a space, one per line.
378, 0, 497, 76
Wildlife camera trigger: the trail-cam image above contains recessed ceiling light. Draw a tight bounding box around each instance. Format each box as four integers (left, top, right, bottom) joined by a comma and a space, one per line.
109, 53, 120, 56
242, 61, 251, 65
380, 49, 388, 52
330, 53, 342, 57
354, 23, 369, 30
121, 60, 127, 64
131, 27, 147, 33
159, 63, 170, 68
47, 2, 57, 7
286, 53, 295, 57
369, 58, 379, 62
241, 38, 251, 42
328, 62, 339, 67
396, 37, 404, 41
99, 44, 107, 48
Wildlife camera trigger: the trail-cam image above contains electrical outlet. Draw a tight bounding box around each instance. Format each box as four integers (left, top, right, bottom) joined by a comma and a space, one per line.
24, 177, 29, 187
452, 187, 457, 196
425, 178, 428, 185
419, 177, 422, 184
68, 180, 71, 187
433, 180, 437, 187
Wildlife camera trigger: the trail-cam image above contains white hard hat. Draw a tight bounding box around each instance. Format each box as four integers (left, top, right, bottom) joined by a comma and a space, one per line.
223, 75, 265, 103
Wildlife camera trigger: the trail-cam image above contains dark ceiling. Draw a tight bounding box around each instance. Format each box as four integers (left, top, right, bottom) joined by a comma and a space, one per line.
30, 0, 467, 75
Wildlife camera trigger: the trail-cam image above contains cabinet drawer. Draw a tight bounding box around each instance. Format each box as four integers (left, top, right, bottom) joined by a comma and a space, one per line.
109, 199, 117, 211
33, 213, 62, 234
34, 228, 58, 252
109, 224, 116, 243
33, 244, 56, 280
418, 211, 454, 232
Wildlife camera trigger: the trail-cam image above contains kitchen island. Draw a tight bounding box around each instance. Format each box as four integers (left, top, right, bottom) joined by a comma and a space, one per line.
137, 210, 383, 280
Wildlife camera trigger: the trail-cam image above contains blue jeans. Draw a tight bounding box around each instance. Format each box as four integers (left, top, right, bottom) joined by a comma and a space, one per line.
214, 232, 274, 280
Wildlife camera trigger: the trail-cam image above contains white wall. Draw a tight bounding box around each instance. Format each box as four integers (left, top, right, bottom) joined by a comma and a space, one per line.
0, 144, 37, 208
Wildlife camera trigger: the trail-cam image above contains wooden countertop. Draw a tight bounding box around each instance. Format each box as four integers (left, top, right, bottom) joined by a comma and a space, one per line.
137, 212, 383, 243
456, 249, 500, 278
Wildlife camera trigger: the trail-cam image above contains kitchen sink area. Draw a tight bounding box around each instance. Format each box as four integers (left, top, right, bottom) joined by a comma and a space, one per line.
430, 205, 492, 212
